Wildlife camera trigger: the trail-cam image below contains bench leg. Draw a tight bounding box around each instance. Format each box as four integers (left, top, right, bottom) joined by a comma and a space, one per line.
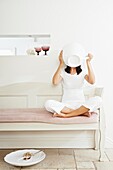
94, 130, 99, 150
99, 128, 105, 161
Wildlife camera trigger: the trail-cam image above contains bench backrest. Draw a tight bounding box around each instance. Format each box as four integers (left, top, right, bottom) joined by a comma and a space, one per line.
0, 82, 103, 108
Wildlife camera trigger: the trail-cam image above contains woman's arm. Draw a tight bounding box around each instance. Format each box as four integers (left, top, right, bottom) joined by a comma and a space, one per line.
84, 53, 95, 84
52, 50, 64, 85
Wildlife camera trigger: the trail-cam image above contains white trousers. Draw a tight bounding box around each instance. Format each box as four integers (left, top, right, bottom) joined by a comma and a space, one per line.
44, 96, 102, 114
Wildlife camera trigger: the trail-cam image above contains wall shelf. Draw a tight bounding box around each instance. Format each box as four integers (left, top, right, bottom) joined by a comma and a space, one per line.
0, 34, 50, 38
0, 34, 51, 55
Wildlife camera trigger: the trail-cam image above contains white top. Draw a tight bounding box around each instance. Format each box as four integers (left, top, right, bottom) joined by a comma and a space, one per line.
60, 69, 86, 107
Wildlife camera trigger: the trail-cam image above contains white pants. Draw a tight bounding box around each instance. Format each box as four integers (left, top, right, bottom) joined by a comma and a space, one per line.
44, 96, 102, 114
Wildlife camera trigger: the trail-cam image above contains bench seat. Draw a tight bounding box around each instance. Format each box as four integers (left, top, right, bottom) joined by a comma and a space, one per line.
0, 108, 98, 124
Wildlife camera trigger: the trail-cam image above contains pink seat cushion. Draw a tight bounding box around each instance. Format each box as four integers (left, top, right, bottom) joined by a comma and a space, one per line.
0, 108, 98, 124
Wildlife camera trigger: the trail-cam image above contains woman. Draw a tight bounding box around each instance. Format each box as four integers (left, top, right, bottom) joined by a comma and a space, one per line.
45, 50, 102, 118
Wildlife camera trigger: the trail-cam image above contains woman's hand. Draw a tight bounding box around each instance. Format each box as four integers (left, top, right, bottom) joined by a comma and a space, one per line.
59, 50, 64, 67
86, 53, 93, 62
85, 53, 95, 84
52, 50, 64, 85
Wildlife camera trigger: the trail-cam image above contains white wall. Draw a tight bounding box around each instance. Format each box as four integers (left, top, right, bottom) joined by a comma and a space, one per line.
0, 0, 113, 148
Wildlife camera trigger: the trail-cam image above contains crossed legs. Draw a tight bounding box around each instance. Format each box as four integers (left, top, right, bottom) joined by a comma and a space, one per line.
53, 106, 90, 118
45, 97, 102, 118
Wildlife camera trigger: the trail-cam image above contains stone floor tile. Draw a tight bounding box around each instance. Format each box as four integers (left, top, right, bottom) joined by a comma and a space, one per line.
55, 155, 76, 169
77, 169, 95, 170
39, 169, 57, 170
58, 149, 74, 155
74, 149, 109, 161
105, 148, 113, 161
99, 152, 109, 161
76, 161, 95, 169
94, 162, 113, 170
0, 162, 20, 170
58, 169, 76, 170
44, 148, 59, 155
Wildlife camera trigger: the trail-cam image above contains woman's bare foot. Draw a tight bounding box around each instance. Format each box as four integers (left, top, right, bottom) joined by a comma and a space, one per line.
53, 112, 66, 118
53, 112, 59, 117
61, 107, 74, 114
82, 112, 91, 117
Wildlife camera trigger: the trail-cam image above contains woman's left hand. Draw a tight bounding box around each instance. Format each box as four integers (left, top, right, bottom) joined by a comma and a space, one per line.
86, 53, 93, 62
59, 50, 64, 66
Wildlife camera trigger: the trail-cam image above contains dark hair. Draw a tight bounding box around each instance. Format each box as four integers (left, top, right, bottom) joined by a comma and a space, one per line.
65, 65, 82, 75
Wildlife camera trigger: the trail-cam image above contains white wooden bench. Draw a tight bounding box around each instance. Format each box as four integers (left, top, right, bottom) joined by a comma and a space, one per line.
0, 82, 105, 161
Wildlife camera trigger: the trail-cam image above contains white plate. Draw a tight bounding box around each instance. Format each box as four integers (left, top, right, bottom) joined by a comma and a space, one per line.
63, 42, 87, 65
4, 149, 46, 167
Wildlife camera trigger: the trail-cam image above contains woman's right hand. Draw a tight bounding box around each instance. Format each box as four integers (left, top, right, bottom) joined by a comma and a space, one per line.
59, 50, 64, 67
52, 50, 64, 85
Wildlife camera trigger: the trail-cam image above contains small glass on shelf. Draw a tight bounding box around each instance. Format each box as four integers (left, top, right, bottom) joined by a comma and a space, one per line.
34, 47, 42, 55
41, 46, 50, 55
